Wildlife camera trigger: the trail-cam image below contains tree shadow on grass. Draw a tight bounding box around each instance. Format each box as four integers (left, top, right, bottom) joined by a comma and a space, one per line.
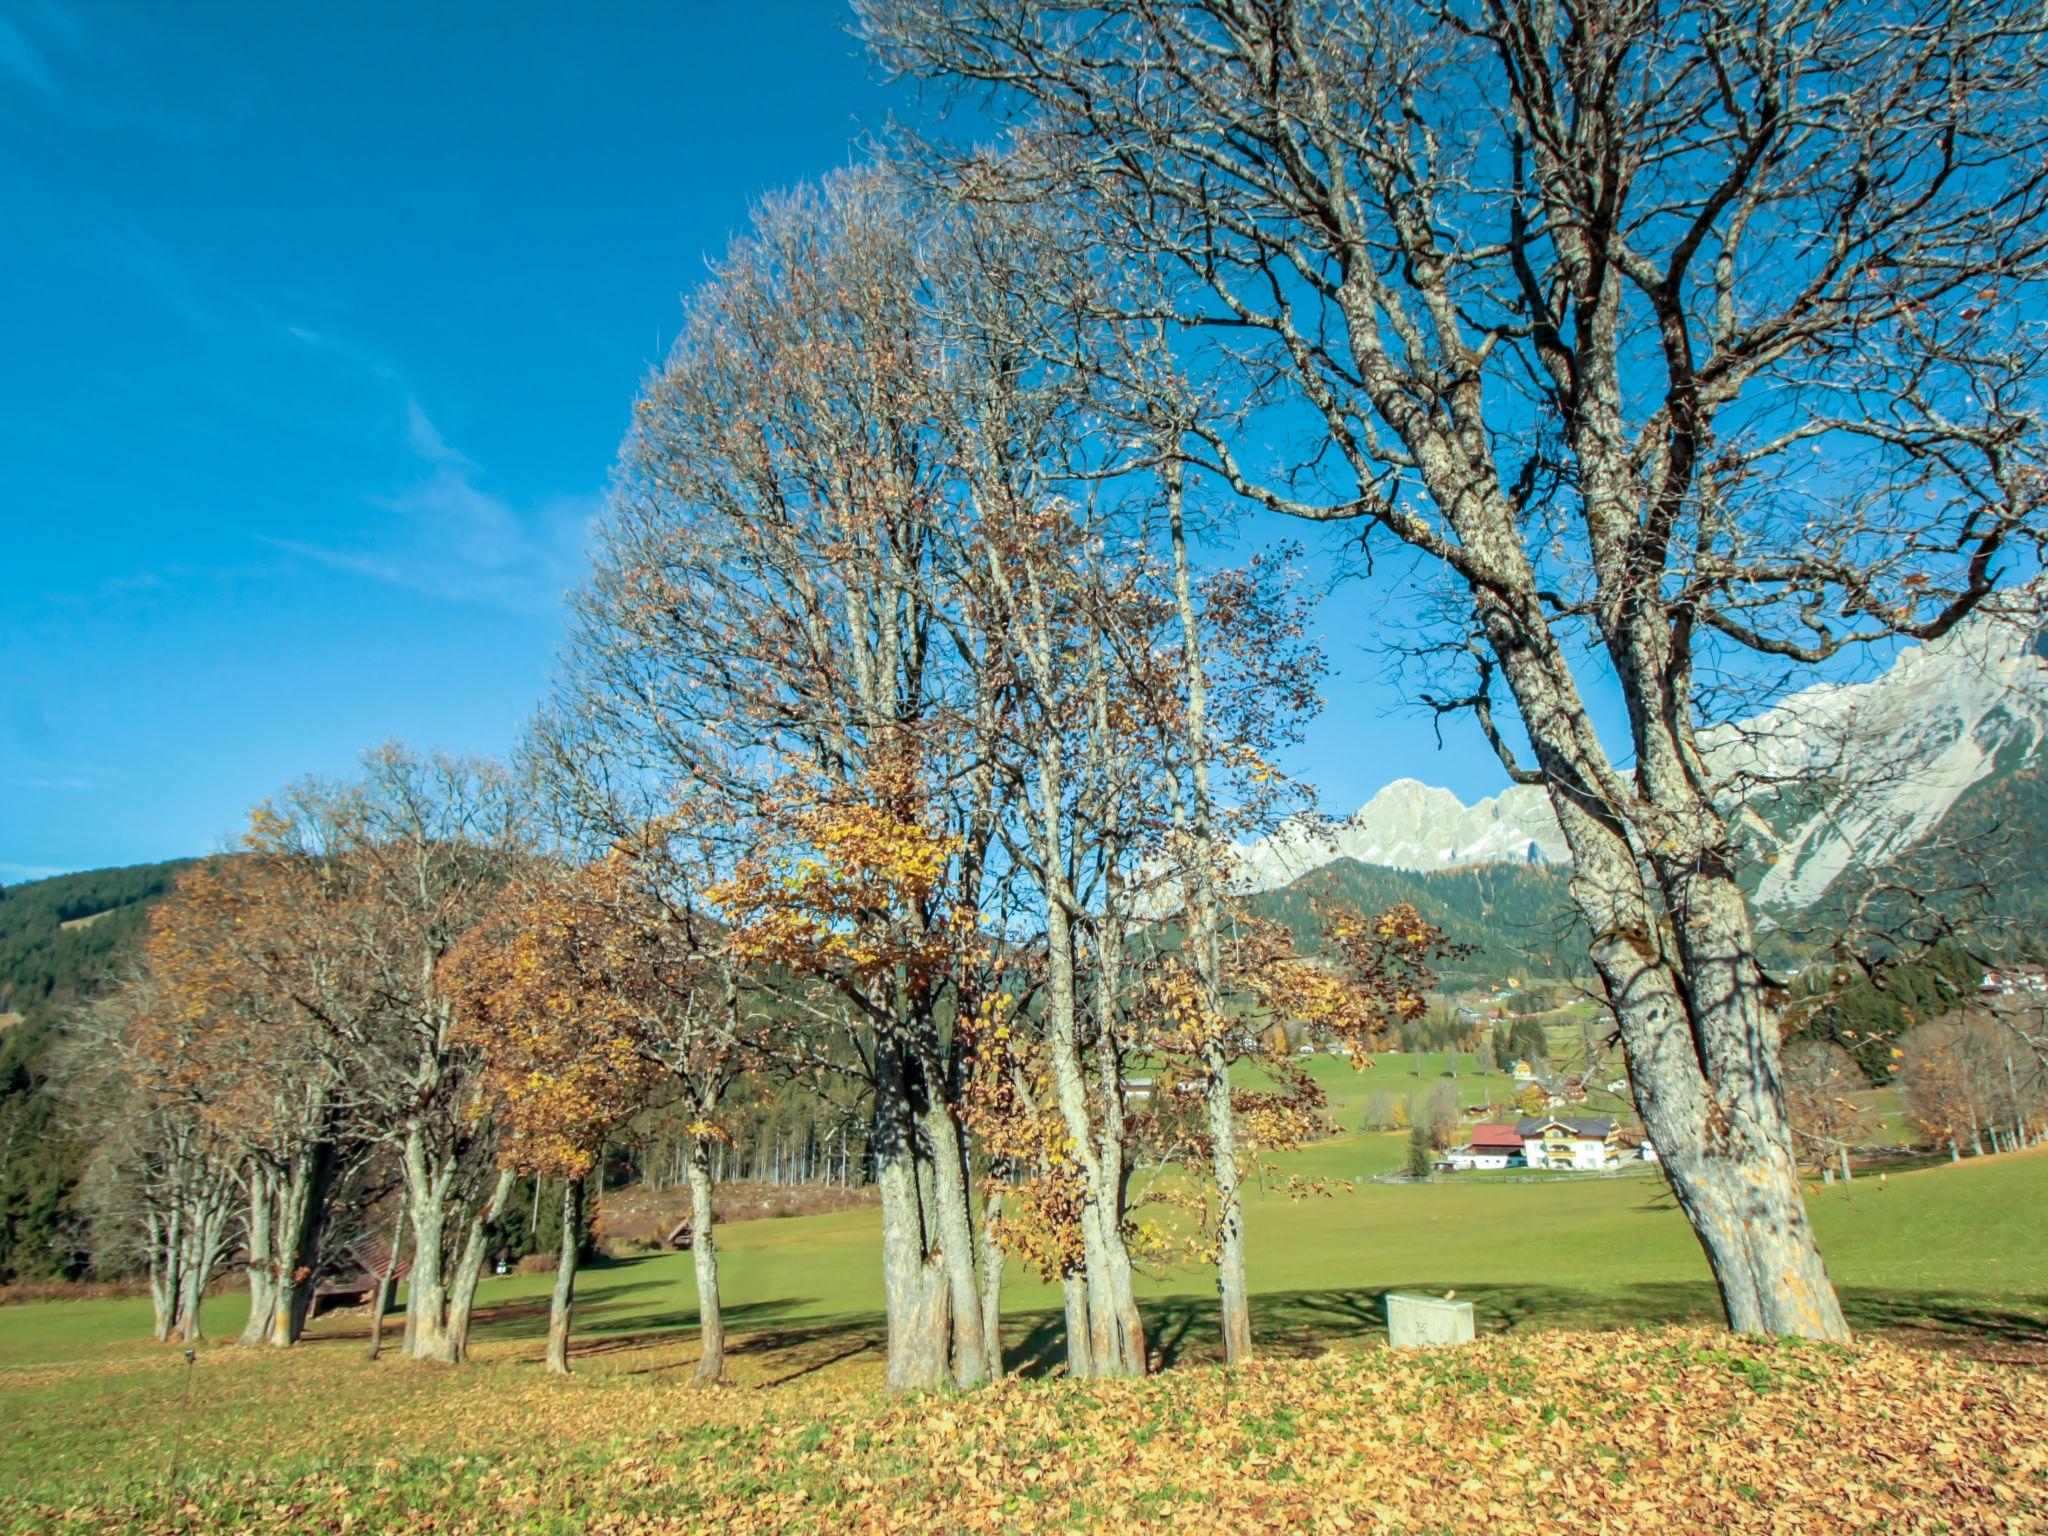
567, 1282, 2048, 1378
315, 1271, 2048, 1379
1144, 1282, 2048, 1367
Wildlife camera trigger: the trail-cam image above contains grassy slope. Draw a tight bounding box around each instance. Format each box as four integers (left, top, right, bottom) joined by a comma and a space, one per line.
0, 1149, 2040, 1530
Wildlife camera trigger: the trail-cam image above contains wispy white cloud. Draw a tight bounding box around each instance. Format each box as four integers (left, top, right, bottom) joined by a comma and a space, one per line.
1, 2, 248, 136
270, 404, 598, 614
282, 323, 405, 389
107, 222, 231, 333
403, 398, 474, 469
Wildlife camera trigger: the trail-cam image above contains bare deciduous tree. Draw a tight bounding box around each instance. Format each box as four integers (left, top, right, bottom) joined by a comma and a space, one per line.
867, 0, 2048, 1340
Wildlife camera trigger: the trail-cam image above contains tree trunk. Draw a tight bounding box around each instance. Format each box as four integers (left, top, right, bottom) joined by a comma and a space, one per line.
1446, 562, 1851, 1344
1571, 867, 1848, 1340
546, 1180, 581, 1375
876, 1189, 950, 1389
1040, 900, 1144, 1378
873, 1035, 957, 1392
400, 1128, 451, 1362
237, 1166, 275, 1347
147, 1210, 176, 1343
684, 1150, 726, 1385
175, 1197, 228, 1345
271, 1136, 338, 1347
1165, 463, 1252, 1366
1202, 1039, 1253, 1365
1061, 1273, 1094, 1379
978, 1176, 1004, 1378
918, 1091, 989, 1387
440, 1167, 516, 1364
367, 1190, 408, 1362
176, 1262, 204, 1344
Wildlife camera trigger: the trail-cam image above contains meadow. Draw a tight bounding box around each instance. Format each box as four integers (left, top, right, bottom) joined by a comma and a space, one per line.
3, 1127, 2043, 1533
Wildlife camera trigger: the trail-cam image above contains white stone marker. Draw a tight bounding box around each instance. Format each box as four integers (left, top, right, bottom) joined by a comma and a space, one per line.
1385, 1292, 1476, 1349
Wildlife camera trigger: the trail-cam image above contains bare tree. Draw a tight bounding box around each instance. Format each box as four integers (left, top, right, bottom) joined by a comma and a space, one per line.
867, 0, 2048, 1340
1781, 1039, 1864, 1182
59, 972, 240, 1343
560, 169, 1001, 1390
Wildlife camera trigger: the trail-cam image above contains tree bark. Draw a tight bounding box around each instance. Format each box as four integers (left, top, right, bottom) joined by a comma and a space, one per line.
367, 1190, 408, 1362
271, 1135, 338, 1347
978, 1175, 1005, 1378
440, 1167, 516, 1364
175, 1196, 228, 1344
1201, 1039, 1253, 1365
1040, 899, 1145, 1378
237, 1166, 275, 1347
147, 1207, 178, 1343
1061, 1272, 1094, 1379
1166, 468, 1252, 1366
687, 1147, 726, 1385
546, 1179, 581, 1375
400, 1126, 451, 1361
1566, 825, 1850, 1340
873, 1034, 958, 1391
917, 1091, 989, 1386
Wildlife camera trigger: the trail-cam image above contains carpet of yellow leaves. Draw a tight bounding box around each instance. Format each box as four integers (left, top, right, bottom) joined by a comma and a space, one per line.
9, 1328, 2043, 1534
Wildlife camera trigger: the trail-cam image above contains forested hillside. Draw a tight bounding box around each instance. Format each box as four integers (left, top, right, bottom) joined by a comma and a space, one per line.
0, 861, 190, 1281
1243, 857, 1588, 984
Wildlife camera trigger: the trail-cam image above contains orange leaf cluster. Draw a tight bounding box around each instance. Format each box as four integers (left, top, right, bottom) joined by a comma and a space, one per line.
441, 863, 671, 1180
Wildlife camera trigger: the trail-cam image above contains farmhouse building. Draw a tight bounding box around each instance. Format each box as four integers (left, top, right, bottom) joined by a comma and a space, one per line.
1516, 1116, 1620, 1170
1444, 1122, 1525, 1171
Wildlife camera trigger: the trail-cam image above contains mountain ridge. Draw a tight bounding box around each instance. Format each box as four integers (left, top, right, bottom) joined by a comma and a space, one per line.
1238, 590, 2048, 920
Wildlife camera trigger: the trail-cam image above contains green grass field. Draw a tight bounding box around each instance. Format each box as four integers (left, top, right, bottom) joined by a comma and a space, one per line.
7, 1141, 2042, 1379
2, 1144, 2043, 1532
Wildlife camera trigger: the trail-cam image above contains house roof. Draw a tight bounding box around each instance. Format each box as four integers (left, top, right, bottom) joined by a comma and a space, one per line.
1515, 1116, 1615, 1138
1469, 1122, 1524, 1151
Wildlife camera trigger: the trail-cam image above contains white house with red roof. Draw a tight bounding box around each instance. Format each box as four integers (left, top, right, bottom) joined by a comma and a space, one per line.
1444, 1122, 1525, 1170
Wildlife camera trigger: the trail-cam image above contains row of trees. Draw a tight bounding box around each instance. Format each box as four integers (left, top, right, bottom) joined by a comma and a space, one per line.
66, 173, 1457, 1384
62, 754, 755, 1376
1783, 1013, 2048, 1180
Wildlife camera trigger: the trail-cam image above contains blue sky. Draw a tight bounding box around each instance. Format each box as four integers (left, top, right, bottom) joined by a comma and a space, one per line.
1, 0, 1536, 884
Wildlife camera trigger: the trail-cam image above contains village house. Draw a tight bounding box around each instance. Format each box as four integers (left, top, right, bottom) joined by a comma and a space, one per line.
1444, 1122, 1525, 1171
1516, 1116, 1621, 1170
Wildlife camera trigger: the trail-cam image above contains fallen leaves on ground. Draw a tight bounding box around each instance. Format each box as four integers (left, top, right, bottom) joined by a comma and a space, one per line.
5, 1327, 2043, 1534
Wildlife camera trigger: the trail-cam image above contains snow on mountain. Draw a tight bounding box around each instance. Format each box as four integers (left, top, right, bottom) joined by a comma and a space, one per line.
1232, 777, 1567, 888
1718, 596, 2048, 911
1237, 589, 2048, 912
